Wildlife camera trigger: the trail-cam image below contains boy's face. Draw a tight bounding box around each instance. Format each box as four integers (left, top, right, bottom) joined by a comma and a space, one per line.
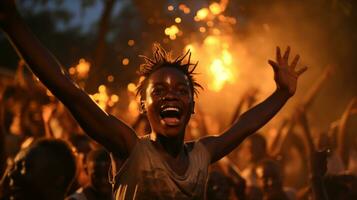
144, 67, 194, 138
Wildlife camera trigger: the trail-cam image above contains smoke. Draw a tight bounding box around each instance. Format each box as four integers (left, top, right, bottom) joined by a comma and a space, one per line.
183, 0, 357, 132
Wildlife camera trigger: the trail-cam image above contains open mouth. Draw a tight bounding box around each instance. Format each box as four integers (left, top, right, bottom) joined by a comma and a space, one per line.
160, 106, 181, 126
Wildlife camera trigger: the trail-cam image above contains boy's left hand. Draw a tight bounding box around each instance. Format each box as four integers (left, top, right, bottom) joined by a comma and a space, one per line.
268, 46, 307, 97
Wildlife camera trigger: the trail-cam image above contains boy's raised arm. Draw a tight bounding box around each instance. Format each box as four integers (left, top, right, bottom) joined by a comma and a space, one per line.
201, 46, 307, 162
0, 0, 137, 158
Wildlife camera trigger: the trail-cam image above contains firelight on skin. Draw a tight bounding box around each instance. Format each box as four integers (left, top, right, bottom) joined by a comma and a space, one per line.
0, 0, 307, 198
145, 67, 194, 138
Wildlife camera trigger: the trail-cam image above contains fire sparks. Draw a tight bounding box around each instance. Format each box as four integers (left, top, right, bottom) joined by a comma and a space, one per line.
164, 25, 180, 40
90, 85, 119, 111
196, 8, 210, 21
76, 58, 90, 78
179, 4, 190, 14
127, 83, 137, 93
128, 39, 135, 46
107, 75, 114, 82
175, 17, 182, 23
209, 3, 222, 15
127, 82, 140, 119
167, 5, 174, 11
69, 58, 91, 79
179, 1, 239, 92
122, 58, 130, 66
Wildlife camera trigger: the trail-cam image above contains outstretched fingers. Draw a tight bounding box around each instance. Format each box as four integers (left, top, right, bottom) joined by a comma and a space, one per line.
296, 66, 308, 76
268, 60, 279, 73
290, 54, 300, 69
283, 46, 290, 63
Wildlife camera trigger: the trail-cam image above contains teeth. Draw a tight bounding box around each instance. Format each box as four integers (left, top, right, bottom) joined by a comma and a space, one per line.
163, 107, 179, 112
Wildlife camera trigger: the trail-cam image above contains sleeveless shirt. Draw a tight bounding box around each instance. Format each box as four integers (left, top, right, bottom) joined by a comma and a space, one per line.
112, 137, 211, 200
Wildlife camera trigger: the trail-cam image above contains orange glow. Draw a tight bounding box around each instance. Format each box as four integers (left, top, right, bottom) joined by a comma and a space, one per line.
127, 83, 137, 93
90, 85, 119, 111
213, 28, 221, 35
111, 94, 119, 103
199, 27, 206, 33
98, 85, 106, 93
179, 4, 190, 14
184, 44, 195, 53
184, 33, 237, 92
122, 58, 129, 66
207, 21, 214, 27
76, 58, 90, 78
209, 58, 234, 91
128, 100, 139, 118
196, 8, 209, 21
175, 17, 182, 23
209, 2, 222, 15
107, 75, 114, 82
204, 36, 220, 46
183, 8, 190, 14
164, 25, 180, 40
128, 39, 135, 46
69, 67, 76, 75
167, 5, 174, 11
90, 85, 109, 110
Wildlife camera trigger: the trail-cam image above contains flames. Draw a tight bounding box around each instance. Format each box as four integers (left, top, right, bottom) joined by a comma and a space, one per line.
184, 36, 237, 92
68, 1, 242, 127
170, 0, 238, 92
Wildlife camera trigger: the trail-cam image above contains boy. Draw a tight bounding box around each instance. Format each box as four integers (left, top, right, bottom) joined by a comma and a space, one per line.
0, 1, 307, 199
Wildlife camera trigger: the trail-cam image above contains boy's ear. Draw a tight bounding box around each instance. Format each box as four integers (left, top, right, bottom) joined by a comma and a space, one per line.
140, 100, 146, 114
191, 101, 195, 114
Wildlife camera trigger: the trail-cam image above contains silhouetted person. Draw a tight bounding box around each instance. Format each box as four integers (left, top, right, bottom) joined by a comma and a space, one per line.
0, 138, 76, 200
67, 148, 112, 200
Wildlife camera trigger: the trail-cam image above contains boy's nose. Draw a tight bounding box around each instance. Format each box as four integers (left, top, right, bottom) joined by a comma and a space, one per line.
162, 90, 178, 100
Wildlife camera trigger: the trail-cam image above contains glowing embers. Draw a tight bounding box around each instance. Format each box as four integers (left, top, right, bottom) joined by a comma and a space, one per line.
164, 25, 180, 40
195, 8, 210, 21
194, 1, 228, 21
122, 58, 130, 66
69, 58, 91, 79
90, 85, 119, 111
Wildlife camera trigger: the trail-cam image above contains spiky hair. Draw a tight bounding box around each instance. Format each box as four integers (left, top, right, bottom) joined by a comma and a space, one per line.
136, 44, 203, 100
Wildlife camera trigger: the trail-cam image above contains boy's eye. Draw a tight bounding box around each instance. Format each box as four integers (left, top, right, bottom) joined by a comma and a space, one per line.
178, 88, 189, 95
152, 87, 165, 96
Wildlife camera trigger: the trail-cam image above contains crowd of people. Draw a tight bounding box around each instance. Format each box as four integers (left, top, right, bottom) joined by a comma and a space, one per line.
0, 59, 356, 200
1, 1, 357, 200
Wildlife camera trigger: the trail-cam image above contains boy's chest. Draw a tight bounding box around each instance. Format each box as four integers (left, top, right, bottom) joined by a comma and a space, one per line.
163, 153, 190, 176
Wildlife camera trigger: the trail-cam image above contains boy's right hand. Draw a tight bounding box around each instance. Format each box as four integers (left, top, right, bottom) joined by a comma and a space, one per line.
0, 0, 18, 27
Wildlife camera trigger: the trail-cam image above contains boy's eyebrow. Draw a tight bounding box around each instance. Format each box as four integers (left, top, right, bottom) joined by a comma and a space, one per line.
177, 82, 190, 87
151, 81, 190, 88
151, 82, 166, 87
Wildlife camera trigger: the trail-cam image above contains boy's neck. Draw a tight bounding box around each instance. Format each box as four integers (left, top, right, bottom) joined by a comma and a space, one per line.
151, 132, 185, 157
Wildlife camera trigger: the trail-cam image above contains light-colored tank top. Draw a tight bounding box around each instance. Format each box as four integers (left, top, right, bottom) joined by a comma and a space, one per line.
112, 136, 211, 200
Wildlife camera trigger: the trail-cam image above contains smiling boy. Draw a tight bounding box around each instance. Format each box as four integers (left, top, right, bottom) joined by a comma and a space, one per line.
0, 1, 307, 199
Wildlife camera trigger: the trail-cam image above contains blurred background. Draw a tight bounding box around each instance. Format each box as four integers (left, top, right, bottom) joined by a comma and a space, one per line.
0, 0, 356, 132
1, 1, 357, 198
